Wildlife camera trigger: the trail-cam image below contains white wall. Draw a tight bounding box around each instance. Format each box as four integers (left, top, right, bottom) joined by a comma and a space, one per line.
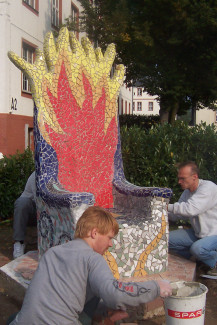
0, 0, 84, 117
133, 87, 160, 115
118, 85, 133, 114
196, 107, 217, 125
0, 0, 11, 114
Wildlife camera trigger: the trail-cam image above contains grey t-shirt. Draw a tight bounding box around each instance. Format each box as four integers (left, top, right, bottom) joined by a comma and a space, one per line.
168, 179, 217, 237
10, 239, 160, 325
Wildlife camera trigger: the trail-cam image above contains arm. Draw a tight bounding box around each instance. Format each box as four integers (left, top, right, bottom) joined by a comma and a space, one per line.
168, 190, 189, 221
88, 254, 171, 311
168, 182, 215, 218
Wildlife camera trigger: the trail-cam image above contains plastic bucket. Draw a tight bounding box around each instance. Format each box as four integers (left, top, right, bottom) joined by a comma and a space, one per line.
164, 281, 208, 325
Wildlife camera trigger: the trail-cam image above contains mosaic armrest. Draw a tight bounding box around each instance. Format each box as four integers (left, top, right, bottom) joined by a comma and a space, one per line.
113, 177, 172, 198
112, 177, 172, 215
37, 177, 95, 210
36, 177, 95, 256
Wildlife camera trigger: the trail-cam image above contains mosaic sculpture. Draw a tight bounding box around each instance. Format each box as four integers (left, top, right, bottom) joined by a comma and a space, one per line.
8, 27, 172, 278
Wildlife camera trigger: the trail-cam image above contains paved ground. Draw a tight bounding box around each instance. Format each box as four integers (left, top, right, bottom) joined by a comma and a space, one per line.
0, 223, 217, 324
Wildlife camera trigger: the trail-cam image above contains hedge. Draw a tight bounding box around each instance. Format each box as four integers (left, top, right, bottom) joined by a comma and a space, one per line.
0, 148, 35, 221
121, 121, 217, 202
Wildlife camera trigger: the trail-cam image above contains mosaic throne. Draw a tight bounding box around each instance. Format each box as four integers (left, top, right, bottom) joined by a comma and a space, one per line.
8, 28, 172, 278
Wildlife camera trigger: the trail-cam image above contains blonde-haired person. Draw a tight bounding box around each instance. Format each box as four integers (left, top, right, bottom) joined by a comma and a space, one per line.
9, 206, 172, 325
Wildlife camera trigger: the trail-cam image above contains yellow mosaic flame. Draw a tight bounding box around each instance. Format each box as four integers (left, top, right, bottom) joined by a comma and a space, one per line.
8, 27, 125, 144
104, 213, 167, 279
133, 213, 167, 277
104, 250, 120, 279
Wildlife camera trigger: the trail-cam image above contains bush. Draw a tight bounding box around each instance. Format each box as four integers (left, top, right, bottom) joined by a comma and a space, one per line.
119, 114, 160, 130
121, 121, 217, 202
0, 149, 35, 221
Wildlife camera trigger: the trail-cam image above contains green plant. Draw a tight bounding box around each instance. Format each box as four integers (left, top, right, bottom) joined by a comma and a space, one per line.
120, 121, 217, 203
119, 114, 160, 130
0, 148, 35, 221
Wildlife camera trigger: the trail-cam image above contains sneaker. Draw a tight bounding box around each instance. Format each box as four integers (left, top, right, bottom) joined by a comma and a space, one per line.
207, 264, 217, 277
13, 241, 25, 259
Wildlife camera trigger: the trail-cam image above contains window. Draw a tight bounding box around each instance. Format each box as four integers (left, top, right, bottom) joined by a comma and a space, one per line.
137, 88, 142, 96
133, 102, 135, 111
71, 2, 79, 39
125, 101, 127, 114
25, 125, 34, 151
24, 0, 35, 7
137, 102, 142, 111
52, 0, 62, 28
22, 40, 36, 95
148, 102, 154, 111
23, 0, 39, 13
129, 103, 131, 114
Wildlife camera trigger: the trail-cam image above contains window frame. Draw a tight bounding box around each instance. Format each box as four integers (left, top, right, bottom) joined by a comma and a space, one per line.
51, 0, 62, 29
22, 0, 39, 15
21, 39, 37, 98
137, 88, 142, 96
137, 102, 142, 111
71, 1, 79, 39
148, 102, 154, 111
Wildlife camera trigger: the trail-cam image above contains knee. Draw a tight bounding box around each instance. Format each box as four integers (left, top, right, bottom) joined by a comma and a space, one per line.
169, 230, 181, 247
14, 196, 33, 209
190, 241, 202, 258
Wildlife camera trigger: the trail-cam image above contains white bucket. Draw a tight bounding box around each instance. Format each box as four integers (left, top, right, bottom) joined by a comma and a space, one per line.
164, 281, 208, 325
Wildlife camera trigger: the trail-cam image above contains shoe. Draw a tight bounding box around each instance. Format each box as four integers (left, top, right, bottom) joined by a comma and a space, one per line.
207, 264, 217, 277
13, 241, 25, 259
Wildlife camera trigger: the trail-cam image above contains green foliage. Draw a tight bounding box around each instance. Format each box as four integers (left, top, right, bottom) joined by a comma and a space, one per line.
76, 0, 217, 123
0, 149, 35, 221
119, 114, 160, 130
121, 121, 217, 202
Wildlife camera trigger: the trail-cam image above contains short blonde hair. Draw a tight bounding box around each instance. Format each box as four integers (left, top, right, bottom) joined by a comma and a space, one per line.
178, 161, 199, 176
74, 206, 119, 239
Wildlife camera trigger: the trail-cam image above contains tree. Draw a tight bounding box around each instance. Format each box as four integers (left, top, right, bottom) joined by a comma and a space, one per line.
65, 0, 217, 124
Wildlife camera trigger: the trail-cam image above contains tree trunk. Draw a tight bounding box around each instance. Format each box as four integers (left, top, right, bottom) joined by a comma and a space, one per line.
169, 102, 179, 125
159, 108, 169, 124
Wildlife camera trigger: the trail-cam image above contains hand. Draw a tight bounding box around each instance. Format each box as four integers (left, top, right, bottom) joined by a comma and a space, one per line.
108, 310, 129, 321
156, 280, 172, 298
101, 310, 128, 324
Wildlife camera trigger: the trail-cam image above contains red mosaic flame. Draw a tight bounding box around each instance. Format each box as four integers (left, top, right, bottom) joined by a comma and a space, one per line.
45, 62, 118, 208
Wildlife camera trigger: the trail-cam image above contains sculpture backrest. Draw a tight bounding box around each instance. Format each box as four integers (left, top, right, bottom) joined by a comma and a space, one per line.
8, 28, 125, 208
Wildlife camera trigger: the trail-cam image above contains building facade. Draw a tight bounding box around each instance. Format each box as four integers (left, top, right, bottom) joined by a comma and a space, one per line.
1, 1, 217, 156
0, 0, 83, 156
118, 85, 160, 116
118, 85, 217, 126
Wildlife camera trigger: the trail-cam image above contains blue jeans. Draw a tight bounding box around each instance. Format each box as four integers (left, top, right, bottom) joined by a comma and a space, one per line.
169, 228, 217, 268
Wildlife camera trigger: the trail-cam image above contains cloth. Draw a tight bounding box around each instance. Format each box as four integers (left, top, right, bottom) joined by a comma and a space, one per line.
10, 239, 160, 325
20, 172, 36, 202
168, 179, 217, 238
169, 228, 217, 268
13, 172, 36, 242
168, 179, 217, 267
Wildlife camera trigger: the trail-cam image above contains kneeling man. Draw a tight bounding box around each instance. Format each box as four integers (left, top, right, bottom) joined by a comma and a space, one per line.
169, 161, 217, 277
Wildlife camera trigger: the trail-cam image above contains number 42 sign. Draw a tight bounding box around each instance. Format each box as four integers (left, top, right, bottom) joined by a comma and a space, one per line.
11, 98, 17, 111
